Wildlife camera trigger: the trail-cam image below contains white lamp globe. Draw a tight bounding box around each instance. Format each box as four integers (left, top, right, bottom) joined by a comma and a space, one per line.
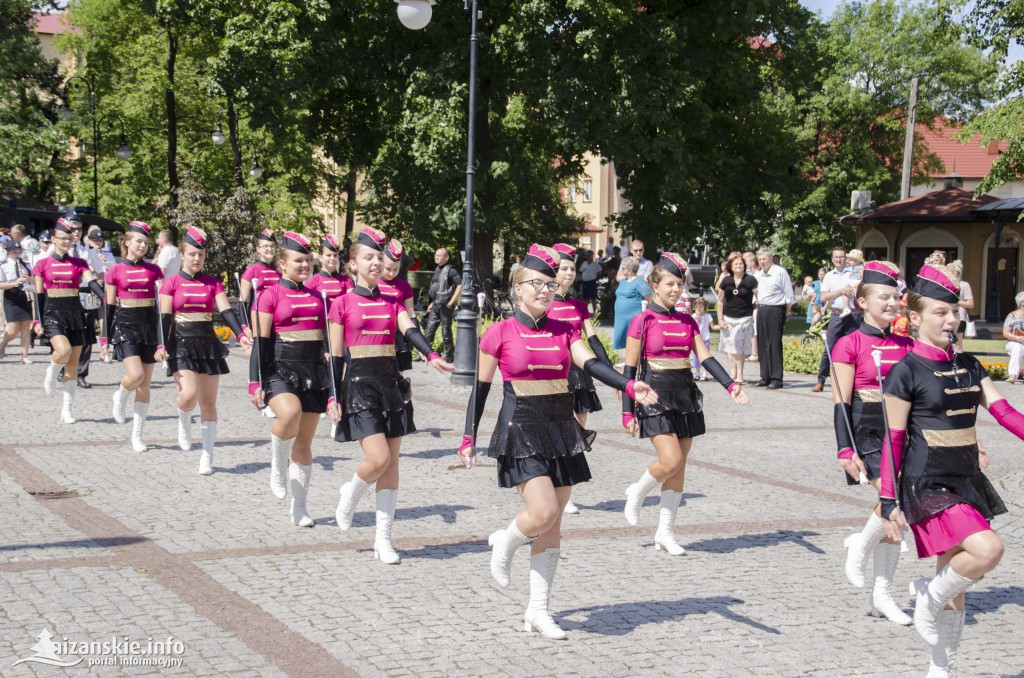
396, 0, 434, 30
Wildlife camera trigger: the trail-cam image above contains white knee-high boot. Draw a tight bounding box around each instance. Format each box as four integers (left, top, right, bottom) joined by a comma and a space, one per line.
112, 385, 131, 424
335, 473, 371, 531
869, 542, 912, 625
523, 548, 567, 640
844, 512, 886, 588
926, 609, 966, 677
624, 470, 661, 526
43, 361, 60, 395
269, 434, 293, 500
130, 402, 149, 453
177, 408, 193, 451
654, 490, 686, 556
488, 518, 530, 588
197, 421, 216, 475
289, 463, 314, 527
60, 380, 77, 424
374, 489, 400, 563
911, 564, 978, 645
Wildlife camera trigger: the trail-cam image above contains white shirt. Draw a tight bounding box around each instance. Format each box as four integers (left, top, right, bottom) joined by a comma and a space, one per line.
755, 264, 795, 306
820, 266, 854, 310
636, 257, 654, 279
0, 258, 34, 293
579, 260, 602, 282
958, 281, 973, 322
156, 244, 181, 279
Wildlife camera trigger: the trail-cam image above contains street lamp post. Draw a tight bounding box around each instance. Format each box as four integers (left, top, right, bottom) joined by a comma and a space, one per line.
397, 0, 480, 386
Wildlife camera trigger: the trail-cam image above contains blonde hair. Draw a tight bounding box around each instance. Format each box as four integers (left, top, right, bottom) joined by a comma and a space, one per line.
947, 259, 963, 281
120, 231, 149, 259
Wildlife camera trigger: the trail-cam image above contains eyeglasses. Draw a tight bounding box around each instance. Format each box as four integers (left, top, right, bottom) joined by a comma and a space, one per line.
521, 279, 560, 293
631, 248, 644, 253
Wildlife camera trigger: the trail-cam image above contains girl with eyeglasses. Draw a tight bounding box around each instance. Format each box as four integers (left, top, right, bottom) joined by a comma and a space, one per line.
458, 245, 657, 640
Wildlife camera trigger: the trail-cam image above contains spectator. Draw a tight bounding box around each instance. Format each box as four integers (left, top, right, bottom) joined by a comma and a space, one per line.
618, 240, 653, 281
578, 249, 602, 314
816, 267, 826, 305
612, 256, 652, 351
10, 224, 40, 257
716, 253, 757, 383
1003, 291, 1024, 384
155, 229, 181, 279
596, 248, 606, 265
813, 246, 857, 392
689, 297, 716, 380
423, 247, 462, 362
742, 251, 761, 361
801, 275, 817, 324
752, 247, 794, 389
604, 246, 621, 280
0, 240, 35, 362
948, 259, 974, 350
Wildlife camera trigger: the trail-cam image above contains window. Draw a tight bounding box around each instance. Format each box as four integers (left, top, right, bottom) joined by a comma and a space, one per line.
582, 180, 593, 202
567, 185, 577, 203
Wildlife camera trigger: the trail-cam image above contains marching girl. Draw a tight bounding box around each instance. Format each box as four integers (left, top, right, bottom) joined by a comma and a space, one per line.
458, 245, 657, 640
102, 221, 165, 452
32, 218, 106, 423
621, 253, 748, 555
330, 227, 453, 563
160, 227, 251, 474
379, 238, 416, 371
548, 242, 615, 515
306, 234, 352, 306
830, 262, 914, 625
239, 229, 281, 418
250, 232, 330, 527
881, 264, 1024, 676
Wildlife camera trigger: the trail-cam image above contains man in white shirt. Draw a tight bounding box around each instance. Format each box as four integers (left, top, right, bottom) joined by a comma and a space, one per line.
617, 239, 654, 281
155, 229, 181, 279
578, 249, 602, 314
753, 247, 795, 389
813, 246, 859, 392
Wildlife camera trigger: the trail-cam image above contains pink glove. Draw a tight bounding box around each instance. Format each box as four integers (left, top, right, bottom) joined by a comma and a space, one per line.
727, 382, 739, 395
248, 382, 260, 396
427, 352, 441, 363
989, 399, 1024, 440
624, 380, 636, 399
837, 447, 855, 460
879, 428, 906, 499
458, 434, 475, 454
327, 396, 337, 409
99, 337, 108, 348
622, 412, 635, 428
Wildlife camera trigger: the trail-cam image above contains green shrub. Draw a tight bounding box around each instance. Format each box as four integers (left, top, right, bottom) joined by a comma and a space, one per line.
783, 340, 823, 374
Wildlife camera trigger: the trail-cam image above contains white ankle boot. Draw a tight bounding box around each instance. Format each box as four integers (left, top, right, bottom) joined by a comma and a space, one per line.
197, 421, 216, 475
374, 489, 400, 563
844, 513, 886, 588
488, 518, 529, 588
112, 385, 131, 424
563, 500, 580, 515
43, 361, 60, 395
868, 542, 912, 625
624, 470, 661, 526
654, 490, 686, 556
177, 408, 193, 451
335, 473, 371, 531
926, 609, 965, 677
289, 463, 314, 527
523, 548, 567, 640
60, 381, 77, 424
911, 564, 978, 645
269, 434, 293, 500
130, 402, 149, 453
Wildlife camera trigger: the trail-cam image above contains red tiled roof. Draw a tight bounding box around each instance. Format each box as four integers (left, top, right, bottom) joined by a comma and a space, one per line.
32, 12, 78, 35
852, 187, 999, 223
919, 118, 1009, 179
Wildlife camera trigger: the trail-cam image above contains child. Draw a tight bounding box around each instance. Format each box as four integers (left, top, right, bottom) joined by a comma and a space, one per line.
690, 298, 716, 380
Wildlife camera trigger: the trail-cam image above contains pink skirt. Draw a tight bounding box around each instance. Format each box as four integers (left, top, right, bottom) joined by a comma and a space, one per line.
911, 503, 992, 558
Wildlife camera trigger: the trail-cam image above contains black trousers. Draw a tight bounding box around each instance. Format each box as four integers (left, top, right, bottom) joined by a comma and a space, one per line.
77, 307, 100, 378
817, 312, 857, 384
423, 303, 454, 361
756, 305, 787, 384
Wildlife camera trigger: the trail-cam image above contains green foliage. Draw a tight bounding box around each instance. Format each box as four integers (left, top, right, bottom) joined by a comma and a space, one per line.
783, 339, 824, 374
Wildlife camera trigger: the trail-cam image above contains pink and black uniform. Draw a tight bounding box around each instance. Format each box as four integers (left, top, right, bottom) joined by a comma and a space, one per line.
250, 232, 330, 414
307, 234, 353, 305
159, 227, 231, 376
32, 218, 101, 347
104, 221, 163, 363
831, 261, 912, 485
380, 238, 416, 371
239, 229, 281, 324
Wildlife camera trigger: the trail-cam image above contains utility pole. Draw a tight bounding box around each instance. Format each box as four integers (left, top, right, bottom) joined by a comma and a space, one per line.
900, 76, 919, 201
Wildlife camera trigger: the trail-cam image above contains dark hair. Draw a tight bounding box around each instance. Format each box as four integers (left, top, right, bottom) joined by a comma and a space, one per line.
159, 229, 177, 245
693, 297, 708, 311
831, 246, 846, 256
726, 253, 746, 273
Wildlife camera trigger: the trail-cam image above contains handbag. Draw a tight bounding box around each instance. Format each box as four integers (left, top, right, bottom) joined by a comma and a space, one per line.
965, 320, 977, 338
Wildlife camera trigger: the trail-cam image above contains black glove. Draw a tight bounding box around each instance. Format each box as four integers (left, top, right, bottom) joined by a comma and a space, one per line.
160, 313, 173, 348
104, 299, 117, 343
405, 325, 435, 358
834, 402, 855, 453
464, 380, 492, 437
330, 356, 345, 403
220, 308, 246, 339
880, 498, 898, 520
88, 279, 105, 299
587, 335, 612, 366
585, 357, 630, 391
621, 364, 637, 414
249, 336, 272, 386
701, 357, 734, 391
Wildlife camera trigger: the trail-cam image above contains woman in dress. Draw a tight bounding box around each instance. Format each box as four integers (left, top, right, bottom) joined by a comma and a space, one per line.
458, 245, 657, 639
947, 260, 974, 351
102, 221, 165, 452
716, 253, 758, 383
379, 238, 416, 371
881, 264, 1024, 676
0, 239, 35, 363
160, 227, 251, 474
1002, 291, 1024, 384
621, 253, 748, 555
32, 218, 105, 423
830, 262, 914, 625
330, 227, 453, 564
250, 232, 331, 527
612, 256, 652, 351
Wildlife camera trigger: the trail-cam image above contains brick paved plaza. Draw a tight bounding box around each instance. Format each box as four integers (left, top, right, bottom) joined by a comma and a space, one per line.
1, 347, 1022, 677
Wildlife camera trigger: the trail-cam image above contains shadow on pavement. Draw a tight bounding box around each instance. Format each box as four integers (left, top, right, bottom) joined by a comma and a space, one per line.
0, 536, 148, 552
396, 539, 491, 560
410, 427, 452, 439
965, 585, 1024, 626
337, 503, 475, 529
557, 596, 781, 636
403, 447, 457, 460
577, 493, 704, 513
684, 530, 825, 555
214, 455, 351, 475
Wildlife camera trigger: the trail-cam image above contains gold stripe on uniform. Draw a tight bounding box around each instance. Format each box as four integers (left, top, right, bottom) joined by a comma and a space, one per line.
349, 344, 396, 358
47, 288, 79, 297
922, 427, 977, 448
175, 312, 212, 322
946, 407, 977, 417
119, 298, 155, 308
855, 389, 882, 403
512, 379, 568, 397
278, 329, 323, 342
647, 358, 692, 370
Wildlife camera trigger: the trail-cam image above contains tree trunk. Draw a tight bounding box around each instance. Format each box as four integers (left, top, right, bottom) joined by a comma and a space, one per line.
166, 29, 180, 209
473, 72, 494, 279
227, 94, 243, 188
344, 170, 357, 236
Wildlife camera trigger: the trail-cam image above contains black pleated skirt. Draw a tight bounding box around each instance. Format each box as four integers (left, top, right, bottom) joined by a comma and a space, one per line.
167, 321, 229, 375
42, 296, 94, 347
568, 363, 603, 414
112, 306, 159, 364
901, 441, 1007, 525
334, 355, 415, 442
636, 366, 706, 439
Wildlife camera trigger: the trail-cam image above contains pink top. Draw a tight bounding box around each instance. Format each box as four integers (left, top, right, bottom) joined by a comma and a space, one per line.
307, 270, 352, 304
105, 260, 163, 301
831, 323, 913, 391
547, 295, 590, 334
378, 276, 414, 305
912, 340, 954, 361
328, 286, 404, 347
241, 261, 281, 291
627, 304, 699, 360
256, 279, 325, 332
160, 272, 225, 313
480, 311, 581, 381
32, 254, 90, 292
